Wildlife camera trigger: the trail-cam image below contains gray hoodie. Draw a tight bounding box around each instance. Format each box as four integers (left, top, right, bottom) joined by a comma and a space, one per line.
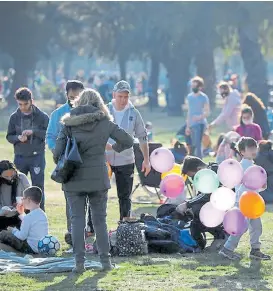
106, 101, 147, 166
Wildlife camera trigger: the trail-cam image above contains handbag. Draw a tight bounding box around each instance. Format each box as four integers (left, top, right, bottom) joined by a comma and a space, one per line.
51, 126, 83, 183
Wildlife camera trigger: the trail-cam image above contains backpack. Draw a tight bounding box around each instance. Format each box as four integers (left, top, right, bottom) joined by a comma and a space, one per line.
116, 221, 148, 256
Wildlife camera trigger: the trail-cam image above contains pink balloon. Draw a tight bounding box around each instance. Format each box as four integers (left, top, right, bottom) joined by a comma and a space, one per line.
242, 165, 267, 190
150, 147, 175, 173
199, 202, 225, 228
217, 159, 243, 189
223, 208, 248, 236
160, 174, 185, 198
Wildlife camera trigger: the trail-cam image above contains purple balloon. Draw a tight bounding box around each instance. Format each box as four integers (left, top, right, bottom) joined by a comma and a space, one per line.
223, 208, 248, 236
242, 165, 267, 190
150, 147, 175, 173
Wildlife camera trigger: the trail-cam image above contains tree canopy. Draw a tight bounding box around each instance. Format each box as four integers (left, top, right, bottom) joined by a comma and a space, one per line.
1, 1, 273, 112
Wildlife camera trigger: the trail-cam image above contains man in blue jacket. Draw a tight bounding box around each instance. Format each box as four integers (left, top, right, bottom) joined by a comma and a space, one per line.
6, 87, 49, 211
46, 80, 84, 152
46, 80, 90, 245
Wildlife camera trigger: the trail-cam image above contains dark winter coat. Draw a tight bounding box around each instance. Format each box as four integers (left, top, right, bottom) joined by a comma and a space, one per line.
53, 105, 134, 194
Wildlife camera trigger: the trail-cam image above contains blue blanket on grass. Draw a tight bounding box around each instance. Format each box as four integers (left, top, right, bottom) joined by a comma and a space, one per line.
0, 250, 102, 274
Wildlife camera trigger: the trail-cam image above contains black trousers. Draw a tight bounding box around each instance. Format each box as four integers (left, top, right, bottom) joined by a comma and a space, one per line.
111, 164, 135, 221
0, 215, 21, 231
191, 218, 226, 249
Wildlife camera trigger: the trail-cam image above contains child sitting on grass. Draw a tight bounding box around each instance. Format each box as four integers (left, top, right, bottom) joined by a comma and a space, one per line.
0, 186, 48, 254
219, 137, 271, 260
170, 139, 189, 164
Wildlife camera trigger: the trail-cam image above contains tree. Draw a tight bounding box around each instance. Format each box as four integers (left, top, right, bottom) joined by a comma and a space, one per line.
0, 2, 57, 107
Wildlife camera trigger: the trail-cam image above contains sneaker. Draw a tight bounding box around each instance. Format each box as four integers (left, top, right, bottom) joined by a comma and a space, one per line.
219, 247, 242, 260
72, 263, 85, 274
101, 263, 116, 271
208, 238, 226, 251
64, 232, 73, 246
250, 249, 271, 260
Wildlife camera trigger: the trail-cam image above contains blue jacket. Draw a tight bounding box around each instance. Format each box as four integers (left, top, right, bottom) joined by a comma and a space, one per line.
46, 103, 70, 151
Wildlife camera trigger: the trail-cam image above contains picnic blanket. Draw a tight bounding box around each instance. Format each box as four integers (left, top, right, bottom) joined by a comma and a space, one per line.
0, 250, 102, 274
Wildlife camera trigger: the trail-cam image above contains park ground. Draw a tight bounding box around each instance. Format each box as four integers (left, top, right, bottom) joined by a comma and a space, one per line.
0, 101, 273, 291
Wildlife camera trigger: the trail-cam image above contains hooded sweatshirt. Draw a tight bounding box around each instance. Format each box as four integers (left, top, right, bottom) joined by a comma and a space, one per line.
212, 89, 242, 130
106, 100, 148, 166
6, 105, 49, 156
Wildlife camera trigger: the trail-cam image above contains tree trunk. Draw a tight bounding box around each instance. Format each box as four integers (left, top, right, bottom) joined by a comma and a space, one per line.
195, 48, 216, 107
164, 57, 191, 116
118, 54, 127, 80
7, 57, 31, 108
148, 55, 160, 110
51, 59, 57, 85
64, 52, 72, 80
238, 16, 268, 106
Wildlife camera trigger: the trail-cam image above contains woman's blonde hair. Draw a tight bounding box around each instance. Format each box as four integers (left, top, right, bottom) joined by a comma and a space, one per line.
74, 88, 113, 121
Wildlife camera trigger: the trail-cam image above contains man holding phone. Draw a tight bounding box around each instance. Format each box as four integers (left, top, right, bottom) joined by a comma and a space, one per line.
6, 87, 49, 211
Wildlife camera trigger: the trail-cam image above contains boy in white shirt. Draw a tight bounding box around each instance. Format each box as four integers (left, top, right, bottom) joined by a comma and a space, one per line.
0, 186, 48, 254
219, 137, 270, 260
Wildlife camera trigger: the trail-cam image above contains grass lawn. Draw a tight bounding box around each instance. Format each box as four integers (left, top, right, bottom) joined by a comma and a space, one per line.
0, 105, 273, 291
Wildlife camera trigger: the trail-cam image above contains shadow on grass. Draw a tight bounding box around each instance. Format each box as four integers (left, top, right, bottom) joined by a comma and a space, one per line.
190, 254, 270, 290
43, 270, 109, 291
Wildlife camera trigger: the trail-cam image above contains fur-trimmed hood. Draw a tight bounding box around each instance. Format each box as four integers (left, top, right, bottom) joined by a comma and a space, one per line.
61, 105, 110, 127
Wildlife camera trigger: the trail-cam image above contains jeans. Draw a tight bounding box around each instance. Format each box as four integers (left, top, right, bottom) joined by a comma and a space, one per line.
14, 153, 45, 211
65, 195, 94, 234
111, 164, 135, 220
224, 217, 262, 252
190, 124, 205, 159
66, 190, 109, 264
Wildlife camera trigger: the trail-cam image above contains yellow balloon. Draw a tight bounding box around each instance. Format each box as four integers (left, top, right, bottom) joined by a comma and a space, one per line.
107, 162, 112, 179
161, 163, 182, 180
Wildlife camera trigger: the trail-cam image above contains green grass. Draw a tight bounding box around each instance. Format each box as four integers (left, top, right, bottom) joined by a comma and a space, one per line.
0, 105, 273, 290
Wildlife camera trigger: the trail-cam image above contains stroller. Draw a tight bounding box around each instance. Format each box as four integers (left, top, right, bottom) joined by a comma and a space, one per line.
132, 143, 194, 203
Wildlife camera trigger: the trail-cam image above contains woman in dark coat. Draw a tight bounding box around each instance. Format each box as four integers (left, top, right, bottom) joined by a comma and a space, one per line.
54, 89, 134, 273
243, 93, 270, 139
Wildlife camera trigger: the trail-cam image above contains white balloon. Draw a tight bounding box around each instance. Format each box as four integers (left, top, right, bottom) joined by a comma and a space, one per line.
199, 202, 225, 228
210, 187, 236, 211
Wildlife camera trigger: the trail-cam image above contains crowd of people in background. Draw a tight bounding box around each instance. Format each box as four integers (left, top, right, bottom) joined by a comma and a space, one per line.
0, 66, 273, 271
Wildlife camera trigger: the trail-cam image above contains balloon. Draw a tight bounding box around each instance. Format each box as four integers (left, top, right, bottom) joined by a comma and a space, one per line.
150, 147, 175, 173
161, 163, 181, 180
239, 191, 265, 219
242, 165, 267, 190
107, 163, 112, 179
210, 187, 236, 211
199, 202, 225, 228
223, 208, 248, 236
217, 159, 243, 189
160, 174, 185, 198
193, 169, 220, 193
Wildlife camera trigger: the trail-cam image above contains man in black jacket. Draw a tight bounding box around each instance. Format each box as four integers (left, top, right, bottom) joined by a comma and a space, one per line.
180, 156, 227, 250
6, 87, 49, 210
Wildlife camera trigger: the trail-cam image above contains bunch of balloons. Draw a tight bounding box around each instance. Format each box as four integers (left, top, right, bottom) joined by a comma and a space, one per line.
150, 147, 185, 200
199, 159, 266, 236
